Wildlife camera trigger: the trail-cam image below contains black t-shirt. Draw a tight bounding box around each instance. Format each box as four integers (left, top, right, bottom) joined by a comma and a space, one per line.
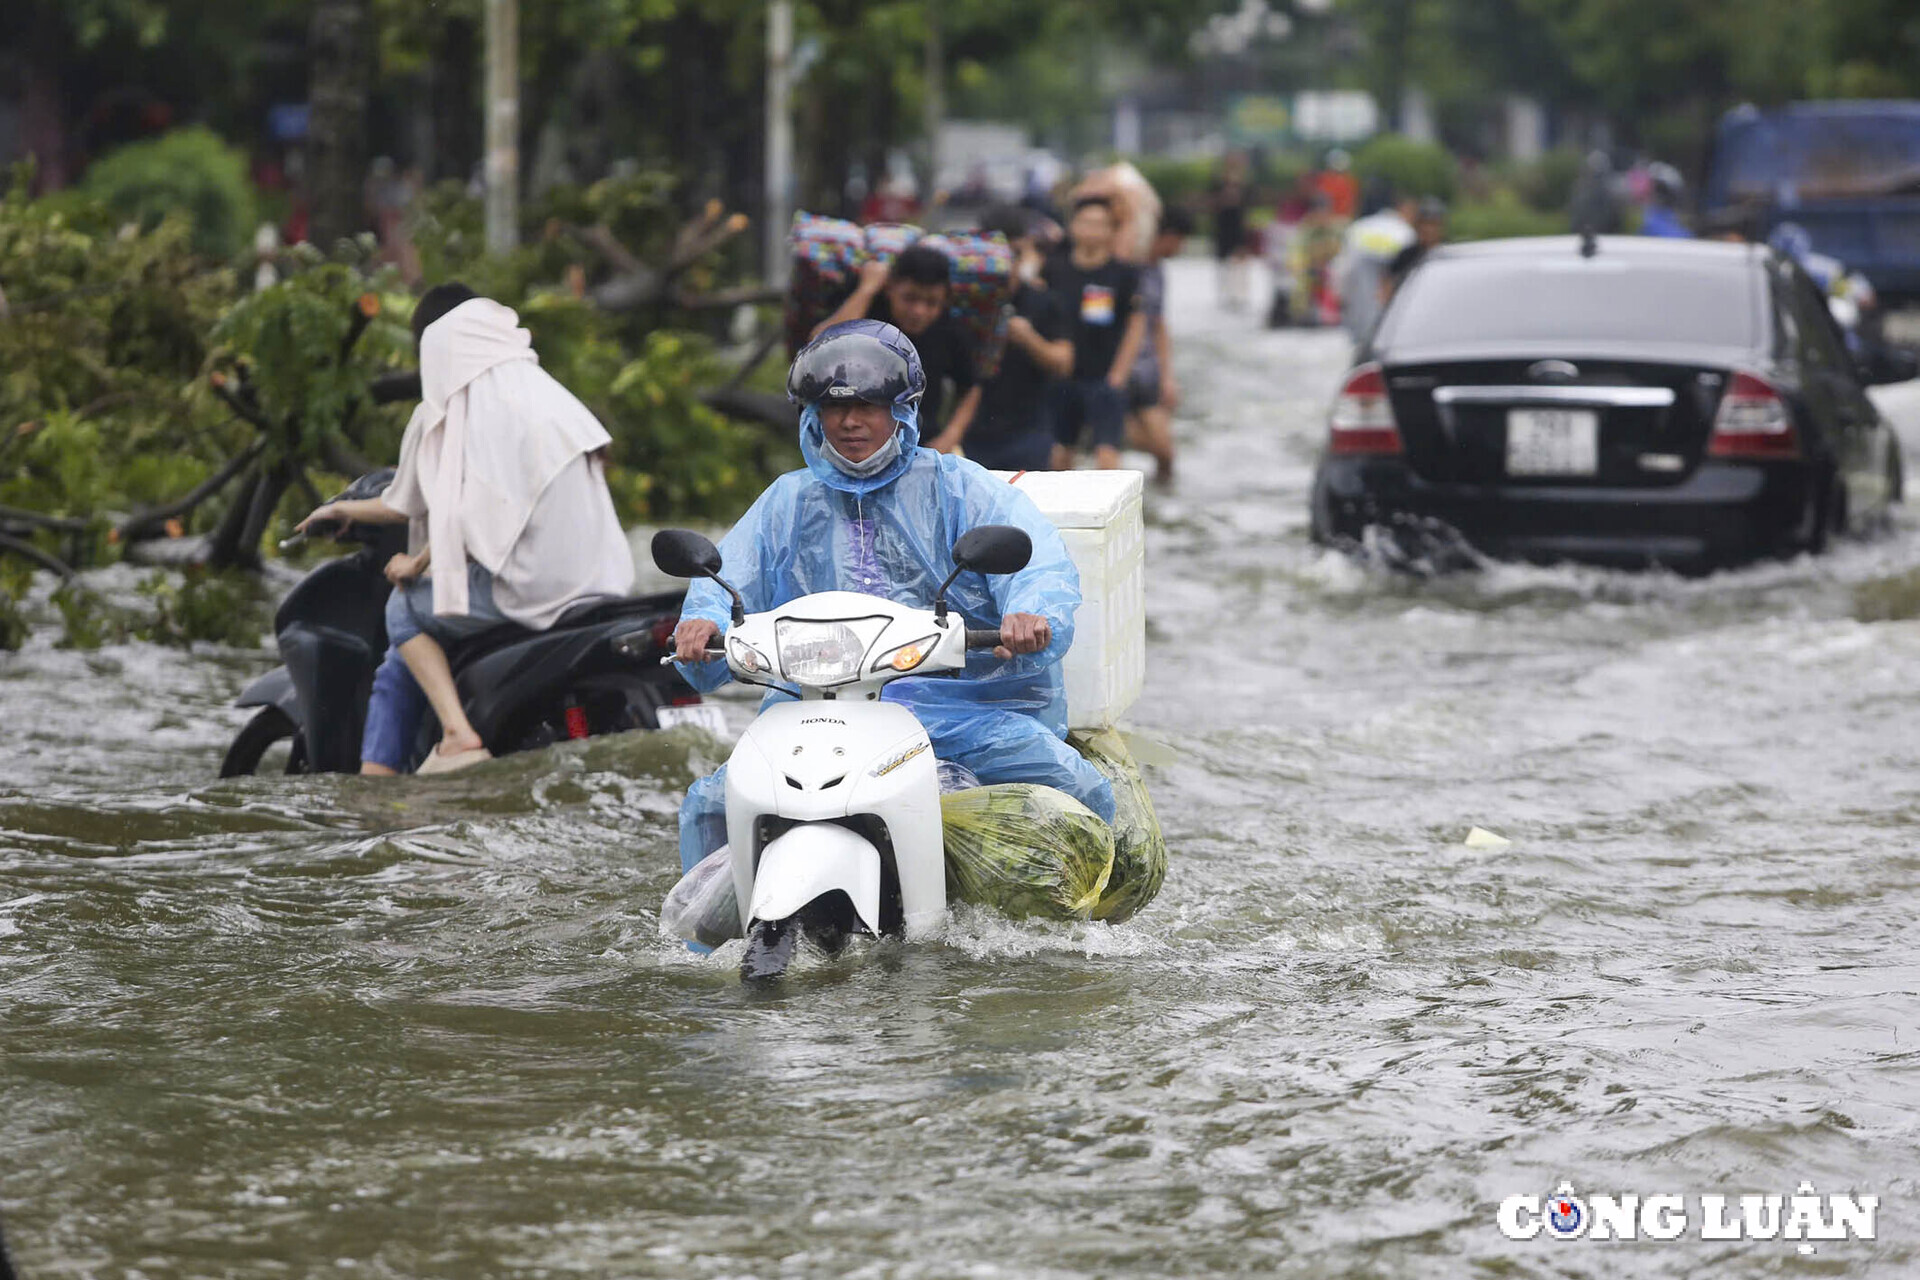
1045, 254, 1142, 384
972, 283, 1065, 446
866, 295, 975, 434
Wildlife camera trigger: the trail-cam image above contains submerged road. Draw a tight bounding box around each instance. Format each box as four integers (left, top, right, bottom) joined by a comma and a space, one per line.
3, 259, 1919, 1277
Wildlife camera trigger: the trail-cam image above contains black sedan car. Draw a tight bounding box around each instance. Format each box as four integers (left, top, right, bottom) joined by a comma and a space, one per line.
1310, 235, 1916, 571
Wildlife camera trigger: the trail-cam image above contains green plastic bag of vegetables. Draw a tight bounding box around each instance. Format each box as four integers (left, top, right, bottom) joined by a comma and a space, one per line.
940, 784, 1115, 921
1070, 729, 1167, 923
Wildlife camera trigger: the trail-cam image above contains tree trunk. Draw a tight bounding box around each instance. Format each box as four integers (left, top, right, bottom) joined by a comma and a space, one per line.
21, 63, 70, 193
430, 15, 482, 184
307, 0, 373, 248
206, 467, 264, 570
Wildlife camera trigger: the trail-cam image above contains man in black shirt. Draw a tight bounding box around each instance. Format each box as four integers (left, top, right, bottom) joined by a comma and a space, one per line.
1047, 195, 1146, 470
814, 245, 979, 450
1387, 198, 1449, 297
958, 206, 1075, 472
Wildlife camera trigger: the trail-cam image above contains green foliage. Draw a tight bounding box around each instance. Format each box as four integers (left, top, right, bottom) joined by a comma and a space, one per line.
51, 582, 127, 650
205, 261, 414, 467
1352, 134, 1457, 202
0, 168, 238, 539
39, 568, 266, 650
1500, 147, 1586, 214
1449, 191, 1570, 241
600, 328, 779, 520
137, 567, 269, 648
0, 559, 29, 651
80, 127, 260, 260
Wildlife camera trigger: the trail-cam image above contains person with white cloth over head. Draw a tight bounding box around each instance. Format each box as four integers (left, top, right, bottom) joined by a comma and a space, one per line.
296, 284, 635, 774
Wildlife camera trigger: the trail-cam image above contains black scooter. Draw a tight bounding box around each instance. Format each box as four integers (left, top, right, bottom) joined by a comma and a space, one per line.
220, 469, 714, 776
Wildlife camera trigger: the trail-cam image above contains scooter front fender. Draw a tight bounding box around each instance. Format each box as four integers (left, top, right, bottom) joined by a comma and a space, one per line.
235, 666, 301, 722
746, 824, 882, 935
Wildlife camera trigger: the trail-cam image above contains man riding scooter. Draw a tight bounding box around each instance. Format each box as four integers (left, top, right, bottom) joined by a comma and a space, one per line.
671, 320, 1114, 873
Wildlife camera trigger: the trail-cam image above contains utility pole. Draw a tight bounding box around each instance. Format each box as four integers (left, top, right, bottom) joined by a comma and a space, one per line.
923, 5, 943, 207
484, 0, 519, 254
764, 0, 794, 285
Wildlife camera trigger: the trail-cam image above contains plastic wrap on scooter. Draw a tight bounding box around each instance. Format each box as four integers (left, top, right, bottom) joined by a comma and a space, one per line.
1070, 729, 1166, 923
661, 846, 741, 947
941, 784, 1114, 921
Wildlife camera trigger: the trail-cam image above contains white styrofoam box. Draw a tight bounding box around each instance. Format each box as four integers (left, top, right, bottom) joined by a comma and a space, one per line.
993, 469, 1146, 728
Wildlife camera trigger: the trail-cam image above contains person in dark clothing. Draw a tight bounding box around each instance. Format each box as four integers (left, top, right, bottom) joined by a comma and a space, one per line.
962, 206, 1074, 471
814, 244, 979, 450
1210, 152, 1253, 310
1046, 195, 1147, 470
1386, 197, 1449, 296
1126, 206, 1193, 485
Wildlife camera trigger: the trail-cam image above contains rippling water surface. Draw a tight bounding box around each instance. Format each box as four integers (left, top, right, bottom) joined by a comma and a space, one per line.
5, 262, 1920, 1278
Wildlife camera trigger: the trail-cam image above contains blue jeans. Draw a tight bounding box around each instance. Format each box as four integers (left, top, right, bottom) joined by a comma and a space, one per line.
359, 565, 508, 772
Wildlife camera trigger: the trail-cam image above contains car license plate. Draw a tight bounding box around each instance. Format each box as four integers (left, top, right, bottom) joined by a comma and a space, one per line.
1506, 409, 1599, 476
655, 704, 729, 736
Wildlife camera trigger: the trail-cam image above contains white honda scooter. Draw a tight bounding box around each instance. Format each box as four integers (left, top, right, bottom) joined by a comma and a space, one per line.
652, 525, 1032, 981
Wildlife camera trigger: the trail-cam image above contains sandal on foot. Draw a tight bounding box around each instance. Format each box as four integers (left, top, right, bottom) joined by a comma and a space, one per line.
417, 744, 493, 775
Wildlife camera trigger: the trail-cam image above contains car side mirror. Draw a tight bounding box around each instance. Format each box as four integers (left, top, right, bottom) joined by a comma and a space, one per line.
651, 529, 723, 579
1859, 344, 1919, 387
651, 529, 744, 624
952, 525, 1033, 577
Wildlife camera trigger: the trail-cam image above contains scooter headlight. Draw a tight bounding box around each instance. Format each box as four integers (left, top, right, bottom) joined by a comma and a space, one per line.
727, 635, 772, 675
774, 618, 882, 685
873, 634, 939, 673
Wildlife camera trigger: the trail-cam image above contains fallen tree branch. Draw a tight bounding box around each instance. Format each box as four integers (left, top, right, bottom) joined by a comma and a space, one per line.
115, 438, 268, 543
674, 284, 784, 311
0, 503, 88, 534
0, 532, 76, 580
320, 436, 376, 479
727, 326, 784, 390
210, 376, 274, 435
700, 386, 795, 437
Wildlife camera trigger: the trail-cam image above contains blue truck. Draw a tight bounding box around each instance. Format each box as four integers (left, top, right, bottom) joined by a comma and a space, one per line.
1704, 101, 1920, 301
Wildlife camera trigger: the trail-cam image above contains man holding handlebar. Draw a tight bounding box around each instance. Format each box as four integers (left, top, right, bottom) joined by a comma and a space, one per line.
669, 319, 1114, 874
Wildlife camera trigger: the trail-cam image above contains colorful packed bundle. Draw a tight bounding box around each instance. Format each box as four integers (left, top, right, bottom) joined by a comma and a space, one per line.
785, 213, 1015, 381
920, 231, 1014, 381
783, 212, 866, 356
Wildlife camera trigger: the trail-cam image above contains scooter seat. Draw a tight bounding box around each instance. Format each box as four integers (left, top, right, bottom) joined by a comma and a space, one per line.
447, 592, 686, 747
440, 591, 684, 670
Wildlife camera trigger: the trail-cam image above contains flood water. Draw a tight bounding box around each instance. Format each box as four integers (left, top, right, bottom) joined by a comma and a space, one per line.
5, 260, 1920, 1278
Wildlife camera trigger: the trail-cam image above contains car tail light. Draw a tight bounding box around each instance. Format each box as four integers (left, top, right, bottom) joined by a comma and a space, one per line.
651, 616, 679, 652
1708, 371, 1798, 458
1328, 363, 1403, 455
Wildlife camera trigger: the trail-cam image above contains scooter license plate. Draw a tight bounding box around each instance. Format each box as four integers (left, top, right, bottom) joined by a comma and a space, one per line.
1506, 409, 1599, 475
655, 704, 729, 736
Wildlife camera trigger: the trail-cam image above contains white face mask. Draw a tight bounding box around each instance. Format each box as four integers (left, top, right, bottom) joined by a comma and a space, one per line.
820, 427, 903, 478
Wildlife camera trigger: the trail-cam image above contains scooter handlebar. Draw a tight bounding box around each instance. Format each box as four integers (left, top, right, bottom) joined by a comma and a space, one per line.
657, 645, 727, 666
965, 628, 1004, 650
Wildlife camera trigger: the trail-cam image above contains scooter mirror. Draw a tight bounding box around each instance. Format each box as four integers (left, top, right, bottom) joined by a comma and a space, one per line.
652, 529, 723, 579
952, 525, 1032, 577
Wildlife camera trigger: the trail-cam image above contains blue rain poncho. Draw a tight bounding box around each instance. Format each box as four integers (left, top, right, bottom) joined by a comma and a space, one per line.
675, 402, 1115, 871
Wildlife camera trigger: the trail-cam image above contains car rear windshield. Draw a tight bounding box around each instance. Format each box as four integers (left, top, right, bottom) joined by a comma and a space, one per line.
1380, 256, 1759, 349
